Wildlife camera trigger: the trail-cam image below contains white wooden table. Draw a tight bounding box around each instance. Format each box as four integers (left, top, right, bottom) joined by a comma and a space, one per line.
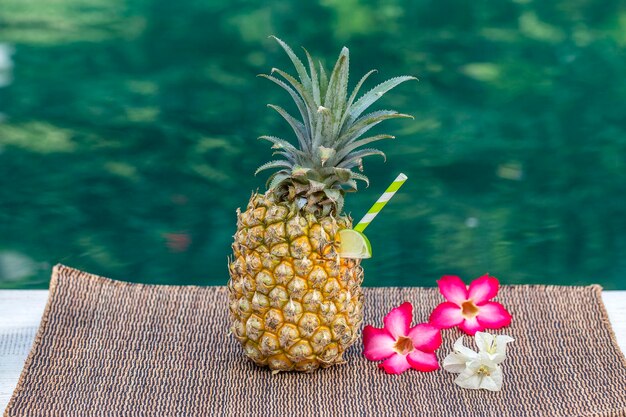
1, 290, 625, 414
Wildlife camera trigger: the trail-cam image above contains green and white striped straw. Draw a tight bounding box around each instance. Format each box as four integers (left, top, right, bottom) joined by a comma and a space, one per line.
353, 173, 408, 232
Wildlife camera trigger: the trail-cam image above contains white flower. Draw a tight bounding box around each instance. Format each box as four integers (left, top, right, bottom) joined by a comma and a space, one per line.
454, 353, 503, 391
443, 331, 514, 392
475, 332, 514, 364
442, 335, 478, 372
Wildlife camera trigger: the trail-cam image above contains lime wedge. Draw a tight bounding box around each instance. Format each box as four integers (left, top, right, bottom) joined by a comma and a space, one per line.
338, 229, 372, 259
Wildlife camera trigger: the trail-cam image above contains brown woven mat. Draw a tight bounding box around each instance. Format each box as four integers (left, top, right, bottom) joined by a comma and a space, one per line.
6, 265, 626, 417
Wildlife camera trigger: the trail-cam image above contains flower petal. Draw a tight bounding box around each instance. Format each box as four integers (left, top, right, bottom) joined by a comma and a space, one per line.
437, 275, 468, 304
459, 317, 484, 335
468, 355, 498, 370
383, 302, 413, 339
378, 353, 412, 374
442, 352, 468, 373
476, 302, 512, 329
429, 302, 463, 329
407, 350, 439, 372
480, 366, 502, 391
453, 336, 478, 360
454, 370, 482, 390
468, 274, 499, 304
474, 331, 495, 353
362, 325, 396, 361
494, 334, 515, 357
496, 334, 515, 345
407, 323, 442, 352
480, 367, 503, 391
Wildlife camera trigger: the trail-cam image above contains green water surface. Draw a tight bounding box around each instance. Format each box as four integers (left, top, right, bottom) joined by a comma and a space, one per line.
1, 0, 625, 289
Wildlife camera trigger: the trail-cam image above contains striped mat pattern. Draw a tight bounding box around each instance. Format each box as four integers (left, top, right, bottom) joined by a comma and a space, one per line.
5, 265, 626, 417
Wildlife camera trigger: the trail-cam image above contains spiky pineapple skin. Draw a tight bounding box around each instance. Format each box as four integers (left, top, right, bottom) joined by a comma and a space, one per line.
228, 192, 364, 372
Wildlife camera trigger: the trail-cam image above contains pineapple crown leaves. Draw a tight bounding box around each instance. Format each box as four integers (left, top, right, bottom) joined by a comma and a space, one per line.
256, 36, 417, 215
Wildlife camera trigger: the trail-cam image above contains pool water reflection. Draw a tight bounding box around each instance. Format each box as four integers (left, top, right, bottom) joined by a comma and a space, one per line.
1, 0, 625, 289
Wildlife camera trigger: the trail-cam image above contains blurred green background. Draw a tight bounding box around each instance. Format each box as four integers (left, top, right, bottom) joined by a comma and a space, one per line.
1, 0, 625, 289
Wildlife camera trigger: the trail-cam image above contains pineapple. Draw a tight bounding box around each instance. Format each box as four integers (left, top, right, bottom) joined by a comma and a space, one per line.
228, 37, 415, 372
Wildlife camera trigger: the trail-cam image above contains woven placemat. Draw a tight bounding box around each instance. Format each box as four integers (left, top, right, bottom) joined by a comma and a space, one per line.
5, 265, 626, 417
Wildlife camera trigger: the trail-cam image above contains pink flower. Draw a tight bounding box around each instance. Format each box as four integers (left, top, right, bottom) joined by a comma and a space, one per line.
429, 275, 512, 335
363, 302, 442, 374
